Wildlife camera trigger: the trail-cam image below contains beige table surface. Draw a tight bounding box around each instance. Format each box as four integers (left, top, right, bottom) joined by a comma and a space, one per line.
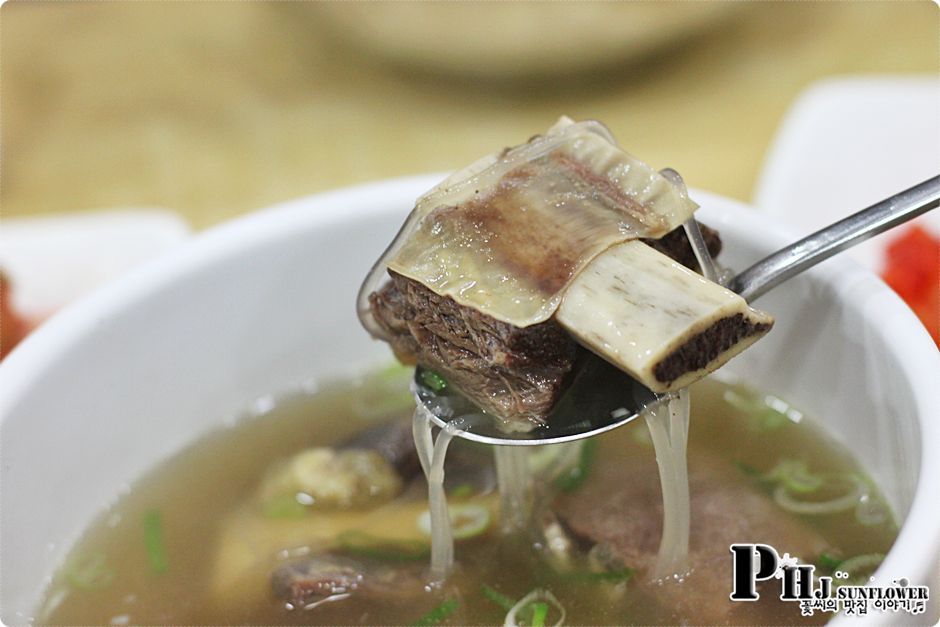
2, 2, 937, 229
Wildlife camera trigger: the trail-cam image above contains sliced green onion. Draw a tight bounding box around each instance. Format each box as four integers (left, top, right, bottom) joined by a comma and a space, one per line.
630, 425, 652, 447
763, 460, 823, 494
417, 504, 491, 540
353, 362, 415, 420
375, 361, 413, 384
420, 370, 448, 393
482, 584, 516, 611
530, 602, 549, 627
855, 493, 891, 526
143, 510, 168, 575
411, 598, 458, 627
733, 460, 761, 477
504, 589, 566, 627
261, 493, 309, 519
817, 552, 842, 571
65, 552, 115, 591
773, 475, 865, 515
723, 387, 764, 412
838, 553, 885, 584
554, 440, 597, 492
450, 483, 475, 499
724, 389, 793, 431
529, 442, 580, 477
336, 530, 430, 562
561, 567, 634, 584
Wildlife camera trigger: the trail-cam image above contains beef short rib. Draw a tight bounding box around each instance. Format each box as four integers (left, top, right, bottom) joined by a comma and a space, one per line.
369, 224, 721, 429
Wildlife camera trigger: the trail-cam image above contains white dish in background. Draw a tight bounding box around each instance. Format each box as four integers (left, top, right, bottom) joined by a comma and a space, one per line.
0, 209, 190, 320
304, 3, 742, 79
0, 176, 938, 624
755, 75, 940, 271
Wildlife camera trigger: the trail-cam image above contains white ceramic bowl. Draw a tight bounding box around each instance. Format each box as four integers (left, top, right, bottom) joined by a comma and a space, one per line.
1, 175, 938, 625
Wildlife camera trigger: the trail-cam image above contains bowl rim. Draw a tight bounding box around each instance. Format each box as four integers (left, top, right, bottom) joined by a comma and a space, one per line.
1, 174, 937, 623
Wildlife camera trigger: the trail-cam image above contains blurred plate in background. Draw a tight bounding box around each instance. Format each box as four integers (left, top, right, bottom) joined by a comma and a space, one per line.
0, 210, 190, 320
755, 76, 940, 271
306, 3, 742, 79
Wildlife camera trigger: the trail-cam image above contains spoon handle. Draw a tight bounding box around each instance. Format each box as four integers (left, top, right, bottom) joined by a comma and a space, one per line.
729, 175, 940, 302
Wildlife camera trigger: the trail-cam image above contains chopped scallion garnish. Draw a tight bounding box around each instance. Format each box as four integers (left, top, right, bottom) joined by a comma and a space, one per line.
450, 483, 475, 499
817, 552, 842, 571
733, 460, 761, 477
764, 460, 823, 493
855, 490, 892, 527
834, 553, 885, 585
561, 567, 634, 583
530, 602, 549, 627
773, 474, 865, 515
337, 530, 430, 562
417, 504, 491, 540
261, 493, 308, 519
410, 598, 458, 626
723, 388, 792, 432
504, 589, 565, 627
65, 552, 115, 591
481, 584, 516, 611
352, 362, 415, 420
420, 369, 448, 393
143, 510, 168, 574
554, 439, 597, 492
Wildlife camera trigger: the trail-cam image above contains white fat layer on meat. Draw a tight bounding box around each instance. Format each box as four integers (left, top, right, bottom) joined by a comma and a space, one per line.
555, 240, 773, 393
376, 117, 698, 328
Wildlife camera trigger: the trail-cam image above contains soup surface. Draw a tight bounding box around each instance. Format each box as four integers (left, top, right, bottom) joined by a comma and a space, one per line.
38, 368, 897, 625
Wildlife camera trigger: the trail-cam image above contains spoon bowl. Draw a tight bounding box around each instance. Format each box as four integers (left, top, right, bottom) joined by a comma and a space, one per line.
414, 357, 660, 445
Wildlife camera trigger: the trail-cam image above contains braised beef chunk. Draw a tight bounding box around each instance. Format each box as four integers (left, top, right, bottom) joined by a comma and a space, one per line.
370, 273, 581, 428
272, 555, 365, 608
271, 554, 425, 609
641, 221, 721, 270
339, 420, 421, 480
369, 223, 721, 426
551, 451, 827, 625
344, 419, 496, 493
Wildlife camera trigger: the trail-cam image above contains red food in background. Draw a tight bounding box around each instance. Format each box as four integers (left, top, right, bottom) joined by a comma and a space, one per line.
880, 225, 939, 346
1, 271, 33, 360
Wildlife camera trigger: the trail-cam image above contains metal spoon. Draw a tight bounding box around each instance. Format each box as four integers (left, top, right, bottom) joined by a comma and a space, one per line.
413, 175, 940, 446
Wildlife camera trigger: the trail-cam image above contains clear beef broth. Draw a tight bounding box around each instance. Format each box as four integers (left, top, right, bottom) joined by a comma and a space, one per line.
38, 373, 898, 626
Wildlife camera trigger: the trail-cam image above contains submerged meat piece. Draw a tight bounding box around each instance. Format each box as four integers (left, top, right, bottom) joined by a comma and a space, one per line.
258, 448, 404, 511
371, 272, 580, 428
339, 419, 496, 494
272, 554, 363, 609
369, 225, 721, 426
257, 420, 423, 512
552, 450, 828, 625
340, 419, 421, 480
345, 418, 496, 493
271, 553, 426, 610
